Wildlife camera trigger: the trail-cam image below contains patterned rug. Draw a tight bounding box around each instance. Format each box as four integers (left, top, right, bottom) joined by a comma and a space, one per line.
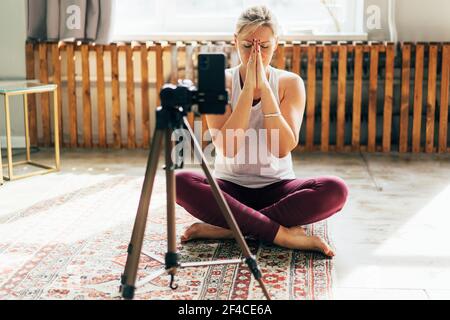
0, 175, 335, 300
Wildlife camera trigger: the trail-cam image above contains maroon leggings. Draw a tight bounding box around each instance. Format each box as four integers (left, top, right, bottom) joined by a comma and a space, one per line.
175, 171, 349, 244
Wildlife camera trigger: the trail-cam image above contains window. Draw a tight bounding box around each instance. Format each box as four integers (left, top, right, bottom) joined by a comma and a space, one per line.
113, 0, 364, 41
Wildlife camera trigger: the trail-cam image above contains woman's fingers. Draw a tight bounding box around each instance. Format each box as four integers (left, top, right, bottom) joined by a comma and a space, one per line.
254, 40, 260, 88
248, 40, 255, 68
248, 44, 257, 76
255, 41, 261, 74
258, 41, 264, 65
252, 41, 258, 65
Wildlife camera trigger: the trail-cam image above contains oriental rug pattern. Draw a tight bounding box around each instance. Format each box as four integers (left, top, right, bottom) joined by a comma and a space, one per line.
0, 175, 334, 300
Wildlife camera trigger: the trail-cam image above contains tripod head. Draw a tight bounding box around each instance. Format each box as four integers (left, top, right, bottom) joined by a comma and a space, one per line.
159, 80, 197, 110
157, 53, 229, 130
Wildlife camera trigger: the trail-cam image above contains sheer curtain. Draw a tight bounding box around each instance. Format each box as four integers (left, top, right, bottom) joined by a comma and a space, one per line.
27, 0, 116, 44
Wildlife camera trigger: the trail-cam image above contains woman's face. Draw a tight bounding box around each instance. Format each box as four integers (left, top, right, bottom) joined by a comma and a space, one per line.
234, 26, 278, 69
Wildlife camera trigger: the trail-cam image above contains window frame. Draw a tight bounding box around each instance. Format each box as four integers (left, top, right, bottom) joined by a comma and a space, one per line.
112, 0, 367, 42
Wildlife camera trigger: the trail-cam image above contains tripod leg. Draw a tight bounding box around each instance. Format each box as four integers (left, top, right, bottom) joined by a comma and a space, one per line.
182, 117, 271, 300
164, 128, 179, 288
120, 129, 164, 299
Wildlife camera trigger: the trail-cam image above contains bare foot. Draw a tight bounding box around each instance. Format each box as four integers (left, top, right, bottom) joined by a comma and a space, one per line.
289, 225, 307, 236
181, 222, 234, 243
273, 226, 335, 257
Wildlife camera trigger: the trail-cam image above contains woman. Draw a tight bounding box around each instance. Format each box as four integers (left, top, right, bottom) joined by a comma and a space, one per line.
175, 5, 348, 257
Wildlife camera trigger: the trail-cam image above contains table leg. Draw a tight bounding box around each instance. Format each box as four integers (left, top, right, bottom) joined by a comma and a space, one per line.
4, 94, 14, 180
53, 89, 60, 169
23, 94, 31, 161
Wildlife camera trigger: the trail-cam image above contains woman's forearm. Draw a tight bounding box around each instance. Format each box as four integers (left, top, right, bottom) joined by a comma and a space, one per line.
213, 85, 254, 158
260, 84, 297, 158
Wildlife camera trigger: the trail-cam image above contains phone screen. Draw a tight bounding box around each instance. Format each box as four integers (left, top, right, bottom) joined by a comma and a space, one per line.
197, 53, 228, 114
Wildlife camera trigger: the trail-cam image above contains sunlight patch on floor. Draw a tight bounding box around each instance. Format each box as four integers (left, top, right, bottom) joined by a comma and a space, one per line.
373, 183, 450, 258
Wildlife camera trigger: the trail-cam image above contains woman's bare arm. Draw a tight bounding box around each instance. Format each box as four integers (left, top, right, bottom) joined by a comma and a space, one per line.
260, 74, 306, 158
205, 42, 258, 158
205, 78, 253, 158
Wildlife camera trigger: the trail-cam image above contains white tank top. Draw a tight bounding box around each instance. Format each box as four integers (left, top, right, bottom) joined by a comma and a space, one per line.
212, 65, 296, 188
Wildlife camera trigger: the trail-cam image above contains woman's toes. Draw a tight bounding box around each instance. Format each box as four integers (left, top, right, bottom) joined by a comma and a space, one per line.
312, 236, 334, 257
180, 233, 189, 243
180, 223, 201, 243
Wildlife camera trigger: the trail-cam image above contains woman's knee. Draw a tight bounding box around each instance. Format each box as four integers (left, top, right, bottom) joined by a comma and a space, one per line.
175, 171, 204, 203
175, 171, 192, 187
176, 171, 204, 186
321, 176, 349, 210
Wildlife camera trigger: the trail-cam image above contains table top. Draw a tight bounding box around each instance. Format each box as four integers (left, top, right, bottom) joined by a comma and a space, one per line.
0, 80, 57, 94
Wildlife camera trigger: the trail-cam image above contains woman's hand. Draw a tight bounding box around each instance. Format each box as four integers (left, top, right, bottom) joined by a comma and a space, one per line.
256, 40, 270, 90
243, 39, 258, 92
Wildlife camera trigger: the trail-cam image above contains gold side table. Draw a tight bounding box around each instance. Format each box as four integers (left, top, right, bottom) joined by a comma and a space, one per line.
0, 81, 60, 183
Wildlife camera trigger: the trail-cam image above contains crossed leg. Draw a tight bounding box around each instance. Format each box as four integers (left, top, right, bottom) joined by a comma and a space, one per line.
175, 171, 349, 256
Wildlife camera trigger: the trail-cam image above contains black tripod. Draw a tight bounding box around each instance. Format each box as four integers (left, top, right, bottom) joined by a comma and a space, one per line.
119, 82, 271, 300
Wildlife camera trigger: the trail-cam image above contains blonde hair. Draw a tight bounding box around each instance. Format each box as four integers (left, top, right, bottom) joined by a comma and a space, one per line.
235, 5, 280, 38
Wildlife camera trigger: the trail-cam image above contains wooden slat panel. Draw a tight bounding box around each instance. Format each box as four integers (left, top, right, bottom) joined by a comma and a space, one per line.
399, 44, 411, 153
352, 44, 363, 151
95, 45, 107, 148
66, 43, 78, 148
412, 44, 425, 153
425, 44, 438, 153
39, 43, 51, 146
201, 115, 209, 150
336, 44, 347, 151
382, 43, 395, 152
170, 43, 179, 84
51, 43, 63, 147
292, 43, 301, 77
26, 40, 446, 154
141, 43, 150, 148
81, 44, 92, 148
155, 42, 165, 149
439, 44, 450, 153
26, 42, 38, 146
321, 45, 331, 152
110, 44, 122, 149
155, 42, 164, 107
367, 45, 379, 152
276, 42, 286, 69
126, 45, 136, 149
306, 45, 316, 151
184, 42, 196, 130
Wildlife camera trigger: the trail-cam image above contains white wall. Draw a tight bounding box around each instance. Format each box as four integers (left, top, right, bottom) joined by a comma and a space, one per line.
0, 0, 27, 148
364, 0, 450, 41
396, 0, 450, 42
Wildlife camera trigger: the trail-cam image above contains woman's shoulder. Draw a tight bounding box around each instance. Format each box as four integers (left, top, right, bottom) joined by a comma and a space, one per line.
278, 69, 304, 90
275, 68, 304, 86
274, 68, 305, 101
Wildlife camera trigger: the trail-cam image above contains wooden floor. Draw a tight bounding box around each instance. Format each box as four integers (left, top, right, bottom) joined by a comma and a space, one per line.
1, 148, 450, 300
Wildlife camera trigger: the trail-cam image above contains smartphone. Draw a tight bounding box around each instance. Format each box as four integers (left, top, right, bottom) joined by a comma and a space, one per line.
197, 53, 228, 115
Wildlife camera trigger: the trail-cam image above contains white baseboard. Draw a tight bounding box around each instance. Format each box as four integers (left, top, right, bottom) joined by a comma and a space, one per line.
0, 136, 26, 149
